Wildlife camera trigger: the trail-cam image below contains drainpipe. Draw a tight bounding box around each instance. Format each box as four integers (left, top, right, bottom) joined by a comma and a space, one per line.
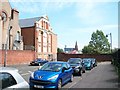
4, 21, 12, 67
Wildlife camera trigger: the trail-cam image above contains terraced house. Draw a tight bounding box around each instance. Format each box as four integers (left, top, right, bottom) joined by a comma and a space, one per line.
19, 16, 57, 60
0, 0, 23, 50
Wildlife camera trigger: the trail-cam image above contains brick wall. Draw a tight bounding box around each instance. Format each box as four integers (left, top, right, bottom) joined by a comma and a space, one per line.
21, 27, 35, 48
57, 53, 112, 62
0, 50, 36, 65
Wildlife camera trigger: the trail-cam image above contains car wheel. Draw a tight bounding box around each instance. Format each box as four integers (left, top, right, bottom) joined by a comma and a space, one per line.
70, 74, 74, 82
58, 79, 62, 89
82, 69, 85, 73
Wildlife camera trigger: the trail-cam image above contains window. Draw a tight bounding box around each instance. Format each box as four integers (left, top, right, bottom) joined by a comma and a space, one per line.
2, 44, 5, 50
46, 22, 48, 29
66, 63, 71, 69
41, 20, 43, 28
0, 72, 17, 89
1, 11, 7, 22
63, 64, 69, 70
44, 21, 45, 29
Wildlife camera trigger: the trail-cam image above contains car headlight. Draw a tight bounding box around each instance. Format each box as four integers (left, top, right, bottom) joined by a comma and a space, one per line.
48, 75, 59, 80
30, 72, 34, 78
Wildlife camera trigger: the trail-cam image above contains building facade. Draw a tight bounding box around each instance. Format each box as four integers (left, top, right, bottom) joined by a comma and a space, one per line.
0, 0, 23, 50
20, 15, 57, 61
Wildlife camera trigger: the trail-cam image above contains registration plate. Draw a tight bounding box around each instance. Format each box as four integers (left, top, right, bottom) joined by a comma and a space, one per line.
34, 85, 44, 88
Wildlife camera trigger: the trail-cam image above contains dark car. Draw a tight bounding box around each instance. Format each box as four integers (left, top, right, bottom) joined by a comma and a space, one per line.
67, 58, 85, 76
90, 58, 97, 67
29, 61, 73, 89
30, 58, 48, 66
82, 58, 93, 70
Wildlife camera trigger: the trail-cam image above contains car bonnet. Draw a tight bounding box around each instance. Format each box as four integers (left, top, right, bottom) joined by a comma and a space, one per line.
33, 70, 60, 80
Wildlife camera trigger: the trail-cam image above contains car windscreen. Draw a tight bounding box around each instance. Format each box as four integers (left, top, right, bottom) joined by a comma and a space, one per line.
84, 61, 90, 64
91, 59, 95, 62
40, 63, 63, 72
68, 59, 81, 64
83, 59, 91, 62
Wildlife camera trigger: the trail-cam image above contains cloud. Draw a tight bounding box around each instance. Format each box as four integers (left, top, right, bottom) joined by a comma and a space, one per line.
9, 0, 73, 16
75, 2, 105, 26
57, 24, 118, 49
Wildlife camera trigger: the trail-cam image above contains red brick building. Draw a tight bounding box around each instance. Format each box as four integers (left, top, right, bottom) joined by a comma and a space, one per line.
19, 15, 57, 61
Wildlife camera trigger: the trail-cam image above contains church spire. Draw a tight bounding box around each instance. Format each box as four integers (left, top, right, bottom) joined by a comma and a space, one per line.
75, 41, 78, 51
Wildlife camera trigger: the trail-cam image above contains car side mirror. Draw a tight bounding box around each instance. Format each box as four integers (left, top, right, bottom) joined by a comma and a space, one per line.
62, 67, 66, 72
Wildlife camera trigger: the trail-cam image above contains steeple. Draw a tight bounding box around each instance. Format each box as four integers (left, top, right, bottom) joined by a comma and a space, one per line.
75, 41, 78, 51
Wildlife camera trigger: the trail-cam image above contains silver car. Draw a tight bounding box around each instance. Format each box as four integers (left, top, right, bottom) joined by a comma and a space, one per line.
0, 67, 29, 90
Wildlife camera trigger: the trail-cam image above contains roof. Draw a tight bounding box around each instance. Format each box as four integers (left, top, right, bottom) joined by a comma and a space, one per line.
19, 17, 41, 28
64, 48, 74, 51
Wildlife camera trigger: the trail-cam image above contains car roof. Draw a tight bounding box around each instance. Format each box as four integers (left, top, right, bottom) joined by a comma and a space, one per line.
0, 67, 28, 85
69, 58, 82, 59
48, 61, 67, 64
0, 67, 18, 72
68, 58, 82, 60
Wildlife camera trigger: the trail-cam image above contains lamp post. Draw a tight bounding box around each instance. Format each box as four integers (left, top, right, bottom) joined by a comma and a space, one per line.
106, 33, 112, 53
4, 26, 12, 67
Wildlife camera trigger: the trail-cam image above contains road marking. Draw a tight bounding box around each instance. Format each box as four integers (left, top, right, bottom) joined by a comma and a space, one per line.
21, 71, 32, 76
21, 73, 30, 76
28, 71, 32, 74
68, 82, 77, 88
68, 77, 82, 88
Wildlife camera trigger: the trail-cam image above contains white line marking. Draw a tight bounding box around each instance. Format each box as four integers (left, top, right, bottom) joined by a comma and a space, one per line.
68, 82, 77, 88
68, 77, 82, 88
21, 73, 30, 76
21, 71, 32, 76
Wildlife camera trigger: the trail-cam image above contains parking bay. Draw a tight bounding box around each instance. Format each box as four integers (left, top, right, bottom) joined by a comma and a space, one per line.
13, 62, 119, 88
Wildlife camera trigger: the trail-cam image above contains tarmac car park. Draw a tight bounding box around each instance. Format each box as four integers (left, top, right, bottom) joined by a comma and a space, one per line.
0, 58, 99, 89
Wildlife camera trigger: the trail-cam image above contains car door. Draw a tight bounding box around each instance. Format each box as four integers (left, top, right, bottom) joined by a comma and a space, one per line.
66, 63, 73, 78
61, 64, 69, 84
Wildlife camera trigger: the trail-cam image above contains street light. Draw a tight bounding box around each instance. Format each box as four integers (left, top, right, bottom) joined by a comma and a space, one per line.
106, 33, 112, 53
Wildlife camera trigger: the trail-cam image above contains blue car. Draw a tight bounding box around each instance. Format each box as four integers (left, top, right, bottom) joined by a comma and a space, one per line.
29, 61, 73, 89
83, 58, 93, 70
90, 58, 97, 67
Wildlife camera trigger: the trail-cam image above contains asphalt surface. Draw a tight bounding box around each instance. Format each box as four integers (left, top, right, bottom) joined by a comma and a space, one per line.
7, 61, 119, 88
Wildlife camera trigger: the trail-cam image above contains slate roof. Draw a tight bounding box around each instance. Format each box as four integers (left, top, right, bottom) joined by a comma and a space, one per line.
19, 17, 41, 28
64, 48, 75, 52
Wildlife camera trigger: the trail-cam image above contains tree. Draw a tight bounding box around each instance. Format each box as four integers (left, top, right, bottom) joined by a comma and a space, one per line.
82, 30, 110, 54
82, 45, 92, 54
57, 48, 64, 53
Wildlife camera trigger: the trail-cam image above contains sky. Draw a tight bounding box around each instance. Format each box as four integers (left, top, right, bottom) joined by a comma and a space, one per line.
9, 0, 119, 50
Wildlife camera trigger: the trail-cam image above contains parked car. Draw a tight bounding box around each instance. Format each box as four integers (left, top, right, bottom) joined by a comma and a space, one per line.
0, 67, 29, 90
30, 58, 48, 66
29, 61, 73, 89
82, 58, 93, 70
67, 58, 85, 76
90, 58, 97, 67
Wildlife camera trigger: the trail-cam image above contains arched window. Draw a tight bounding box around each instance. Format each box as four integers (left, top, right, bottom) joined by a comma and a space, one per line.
1, 11, 7, 22
44, 21, 45, 29
46, 22, 48, 29
41, 20, 43, 28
